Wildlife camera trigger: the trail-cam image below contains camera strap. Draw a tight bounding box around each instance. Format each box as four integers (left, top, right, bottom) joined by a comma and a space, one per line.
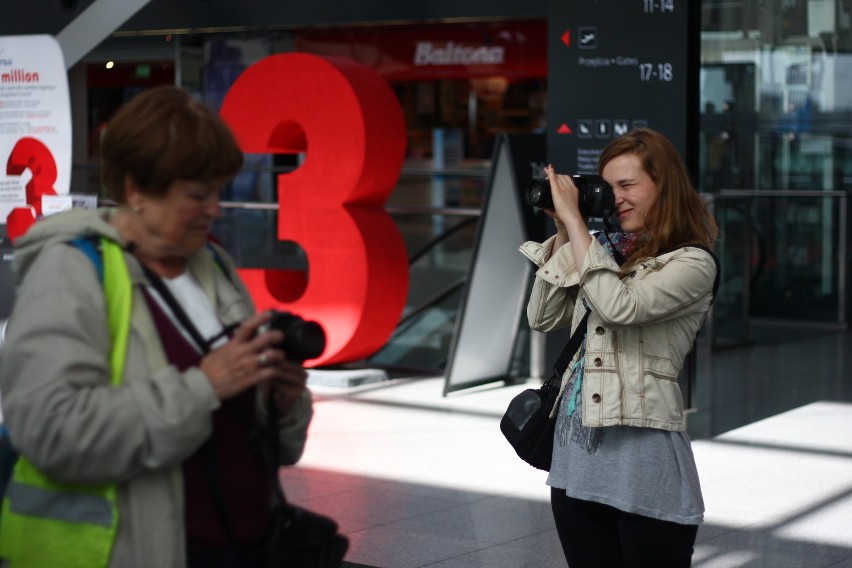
552, 307, 591, 380
138, 262, 214, 354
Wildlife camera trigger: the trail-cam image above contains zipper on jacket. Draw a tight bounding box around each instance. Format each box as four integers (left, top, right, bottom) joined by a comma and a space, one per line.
635, 334, 644, 419
613, 329, 625, 421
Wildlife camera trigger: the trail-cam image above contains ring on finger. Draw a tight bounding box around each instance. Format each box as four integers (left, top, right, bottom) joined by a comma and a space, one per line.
258, 351, 268, 366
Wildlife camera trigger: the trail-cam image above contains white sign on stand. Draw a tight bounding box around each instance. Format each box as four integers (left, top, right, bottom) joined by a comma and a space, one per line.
0, 35, 72, 223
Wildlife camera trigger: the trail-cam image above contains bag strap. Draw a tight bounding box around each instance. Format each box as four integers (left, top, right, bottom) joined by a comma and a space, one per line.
202, 443, 240, 546
266, 401, 289, 509
551, 307, 591, 380
200, 399, 291, 549
687, 244, 721, 304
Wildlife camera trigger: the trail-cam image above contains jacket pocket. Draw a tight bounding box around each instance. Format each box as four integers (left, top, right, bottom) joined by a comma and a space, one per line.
641, 373, 684, 424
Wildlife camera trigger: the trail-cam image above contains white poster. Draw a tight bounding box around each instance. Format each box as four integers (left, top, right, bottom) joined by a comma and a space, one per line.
0, 35, 71, 223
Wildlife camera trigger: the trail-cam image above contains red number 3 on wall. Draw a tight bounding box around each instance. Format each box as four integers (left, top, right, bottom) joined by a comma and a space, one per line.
221, 54, 409, 367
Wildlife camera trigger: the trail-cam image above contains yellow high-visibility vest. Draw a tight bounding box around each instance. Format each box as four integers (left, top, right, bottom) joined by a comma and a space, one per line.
0, 238, 131, 567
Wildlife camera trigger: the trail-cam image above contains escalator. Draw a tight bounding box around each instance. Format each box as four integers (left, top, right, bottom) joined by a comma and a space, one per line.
366, 216, 478, 375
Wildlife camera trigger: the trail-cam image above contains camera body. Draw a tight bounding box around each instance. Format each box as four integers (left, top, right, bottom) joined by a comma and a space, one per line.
526, 174, 616, 219
260, 311, 326, 363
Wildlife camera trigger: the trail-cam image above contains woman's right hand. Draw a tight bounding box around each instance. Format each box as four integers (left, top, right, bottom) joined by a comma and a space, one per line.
544, 164, 593, 258
199, 311, 287, 400
544, 165, 585, 227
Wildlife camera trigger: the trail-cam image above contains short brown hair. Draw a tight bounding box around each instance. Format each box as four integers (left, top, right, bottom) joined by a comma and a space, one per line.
100, 86, 244, 203
598, 128, 718, 273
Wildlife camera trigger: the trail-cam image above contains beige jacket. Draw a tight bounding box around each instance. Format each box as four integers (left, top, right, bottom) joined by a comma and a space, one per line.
0, 208, 312, 568
520, 235, 716, 432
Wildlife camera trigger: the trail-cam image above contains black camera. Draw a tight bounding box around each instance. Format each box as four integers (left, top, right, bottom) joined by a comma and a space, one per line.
526, 174, 616, 219
260, 311, 326, 363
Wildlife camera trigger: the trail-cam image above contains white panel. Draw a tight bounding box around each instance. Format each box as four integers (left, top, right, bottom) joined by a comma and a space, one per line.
444, 136, 532, 393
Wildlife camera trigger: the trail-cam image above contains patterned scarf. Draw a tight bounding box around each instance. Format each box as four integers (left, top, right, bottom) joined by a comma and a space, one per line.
598, 231, 635, 266
557, 231, 635, 454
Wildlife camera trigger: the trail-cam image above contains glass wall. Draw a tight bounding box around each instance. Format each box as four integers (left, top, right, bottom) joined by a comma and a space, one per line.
66, 5, 852, 366
700, 0, 852, 326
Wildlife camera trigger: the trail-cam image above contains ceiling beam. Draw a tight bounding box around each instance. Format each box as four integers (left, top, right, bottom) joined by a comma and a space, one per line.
56, 0, 153, 69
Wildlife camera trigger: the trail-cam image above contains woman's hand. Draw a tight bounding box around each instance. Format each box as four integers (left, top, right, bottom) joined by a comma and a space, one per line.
544, 165, 591, 254
200, 311, 306, 402
262, 360, 309, 415
544, 165, 584, 227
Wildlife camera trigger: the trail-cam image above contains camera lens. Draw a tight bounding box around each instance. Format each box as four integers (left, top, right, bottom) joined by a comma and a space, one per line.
266, 311, 326, 362
525, 178, 553, 209
281, 319, 325, 362
525, 173, 615, 220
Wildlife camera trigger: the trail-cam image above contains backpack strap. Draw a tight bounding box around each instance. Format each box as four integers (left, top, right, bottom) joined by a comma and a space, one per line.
68, 236, 131, 386
685, 244, 721, 304
68, 237, 104, 283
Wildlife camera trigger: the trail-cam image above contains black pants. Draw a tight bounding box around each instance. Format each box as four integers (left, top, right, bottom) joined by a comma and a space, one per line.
550, 488, 698, 568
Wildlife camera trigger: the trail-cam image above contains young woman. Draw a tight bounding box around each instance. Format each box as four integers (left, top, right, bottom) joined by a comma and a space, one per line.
520, 128, 718, 567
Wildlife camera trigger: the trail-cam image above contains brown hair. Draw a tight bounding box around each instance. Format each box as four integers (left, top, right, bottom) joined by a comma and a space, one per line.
100, 86, 244, 203
598, 128, 718, 274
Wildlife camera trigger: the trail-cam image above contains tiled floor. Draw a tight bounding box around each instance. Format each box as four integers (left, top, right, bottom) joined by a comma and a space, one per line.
283, 326, 852, 567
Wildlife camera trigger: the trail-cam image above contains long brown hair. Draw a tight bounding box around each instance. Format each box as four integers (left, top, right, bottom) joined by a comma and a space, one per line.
598, 128, 718, 274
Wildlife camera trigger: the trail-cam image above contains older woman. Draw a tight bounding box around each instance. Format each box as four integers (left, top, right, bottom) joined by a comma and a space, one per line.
0, 86, 312, 568
521, 128, 718, 567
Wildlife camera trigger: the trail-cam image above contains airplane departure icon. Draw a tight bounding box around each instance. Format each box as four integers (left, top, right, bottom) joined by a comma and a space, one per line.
578, 27, 597, 49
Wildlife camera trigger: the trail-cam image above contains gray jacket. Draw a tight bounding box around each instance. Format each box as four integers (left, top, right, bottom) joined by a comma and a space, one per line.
520, 235, 716, 431
0, 208, 312, 568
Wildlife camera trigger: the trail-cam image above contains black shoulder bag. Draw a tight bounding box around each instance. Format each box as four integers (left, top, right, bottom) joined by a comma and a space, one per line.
261, 402, 350, 568
500, 308, 590, 471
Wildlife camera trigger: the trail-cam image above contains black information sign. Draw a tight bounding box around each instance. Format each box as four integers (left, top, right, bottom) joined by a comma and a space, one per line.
546, 0, 698, 178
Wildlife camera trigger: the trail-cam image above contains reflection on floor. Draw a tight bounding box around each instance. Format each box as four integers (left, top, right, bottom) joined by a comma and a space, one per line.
283, 327, 852, 568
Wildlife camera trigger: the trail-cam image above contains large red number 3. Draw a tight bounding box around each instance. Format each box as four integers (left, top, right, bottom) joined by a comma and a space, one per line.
220, 54, 409, 367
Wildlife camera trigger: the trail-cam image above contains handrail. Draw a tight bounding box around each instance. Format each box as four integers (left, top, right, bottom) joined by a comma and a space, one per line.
715, 189, 847, 197
70, 162, 492, 178
216, 201, 482, 217
393, 278, 467, 328
408, 217, 479, 266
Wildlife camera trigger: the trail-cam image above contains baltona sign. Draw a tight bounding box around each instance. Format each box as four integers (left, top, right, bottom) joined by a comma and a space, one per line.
413, 41, 505, 66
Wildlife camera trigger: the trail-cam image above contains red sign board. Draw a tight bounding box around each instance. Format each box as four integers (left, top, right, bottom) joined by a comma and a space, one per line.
294, 20, 547, 82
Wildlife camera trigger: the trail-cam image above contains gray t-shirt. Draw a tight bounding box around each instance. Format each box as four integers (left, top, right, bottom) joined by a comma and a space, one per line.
546, 345, 705, 525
